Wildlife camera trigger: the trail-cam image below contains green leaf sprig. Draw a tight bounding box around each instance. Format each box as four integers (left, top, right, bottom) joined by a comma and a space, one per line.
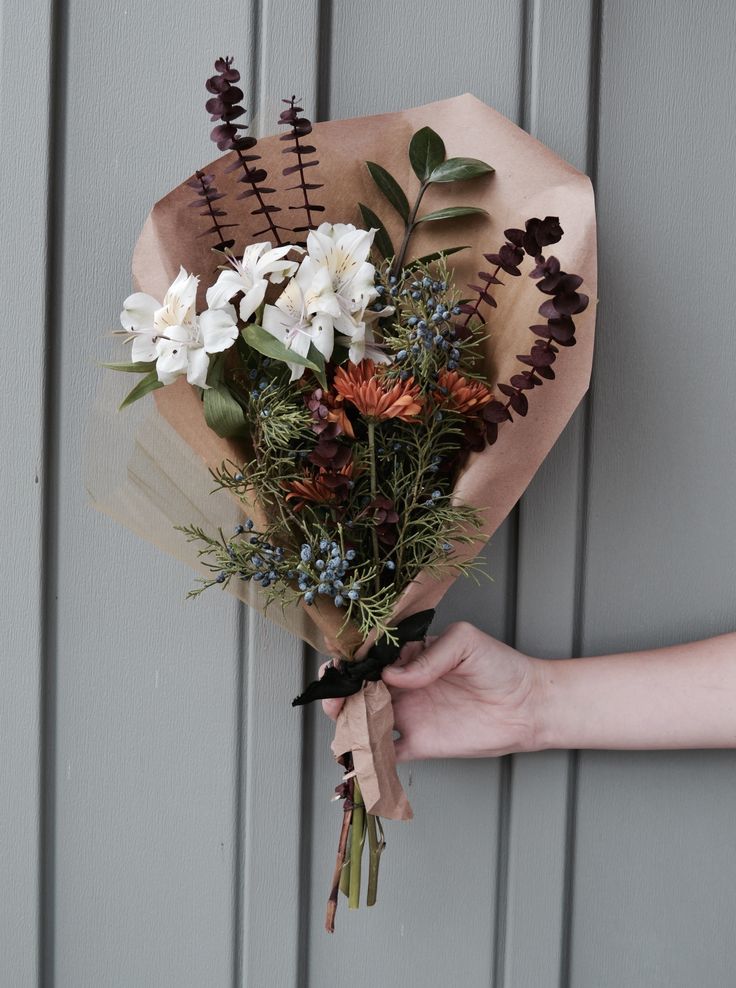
359, 126, 494, 273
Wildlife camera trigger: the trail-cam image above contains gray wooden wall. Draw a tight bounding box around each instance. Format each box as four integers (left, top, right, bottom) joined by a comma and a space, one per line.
4, 1, 736, 985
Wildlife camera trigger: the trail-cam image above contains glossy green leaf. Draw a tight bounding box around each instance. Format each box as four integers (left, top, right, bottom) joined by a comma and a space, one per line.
118, 370, 163, 410
428, 157, 494, 183
407, 245, 470, 267
409, 127, 446, 182
203, 383, 248, 438
416, 206, 488, 225
102, 360, 156, 373
307, 344, 328, 389
358, 203, 394, 260
243, 323, 320, 373
365, 161, 410, 223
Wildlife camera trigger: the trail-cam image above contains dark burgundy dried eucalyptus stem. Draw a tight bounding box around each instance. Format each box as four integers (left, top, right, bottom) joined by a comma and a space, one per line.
186, 170, 237, 251
206, 57, 284, 244
458, 217, 588, 445
278, 96, 324, 242
479, 217, 589, 445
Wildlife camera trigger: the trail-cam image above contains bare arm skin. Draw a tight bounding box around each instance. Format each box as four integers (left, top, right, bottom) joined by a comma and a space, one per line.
322, 623, 736, 761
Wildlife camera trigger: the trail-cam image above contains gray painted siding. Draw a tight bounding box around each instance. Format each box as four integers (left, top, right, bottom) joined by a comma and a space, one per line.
2, 1, 735, 986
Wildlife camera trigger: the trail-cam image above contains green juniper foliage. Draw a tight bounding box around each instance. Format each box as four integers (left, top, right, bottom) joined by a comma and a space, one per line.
179, 258, 491, 648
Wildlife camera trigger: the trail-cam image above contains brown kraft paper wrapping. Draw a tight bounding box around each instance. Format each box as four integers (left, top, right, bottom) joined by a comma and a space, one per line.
127, 94, 597, 819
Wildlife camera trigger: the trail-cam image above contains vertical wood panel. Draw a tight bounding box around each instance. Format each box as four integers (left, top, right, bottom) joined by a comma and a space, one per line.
238, 6, 319, 984
571, 1, 736, 985
238, 613, 305, 985
504, 3, 601, 986
51, 3, 255, 985
0, 2, 55, 985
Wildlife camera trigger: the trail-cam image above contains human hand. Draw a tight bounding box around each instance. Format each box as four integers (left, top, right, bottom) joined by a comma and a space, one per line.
322, 621, 542, 761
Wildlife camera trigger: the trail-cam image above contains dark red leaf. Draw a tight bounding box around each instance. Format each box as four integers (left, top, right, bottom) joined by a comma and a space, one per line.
553, 292, 587, 316
483, 400, 512, 424
510, 374, 534, 390
485, 422, 499, 445
545, 317, 575, 344
509, 391, 529, 416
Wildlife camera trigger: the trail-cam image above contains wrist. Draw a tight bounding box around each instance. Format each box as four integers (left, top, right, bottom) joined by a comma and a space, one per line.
528, 657, 577, 751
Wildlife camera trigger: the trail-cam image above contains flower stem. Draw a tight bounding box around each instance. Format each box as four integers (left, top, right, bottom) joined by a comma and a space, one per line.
392, 181, 429, 276
367, 421, 381, 594
325, 790, 353, 933
366, 813, 385, 907
348, 777, 365, 910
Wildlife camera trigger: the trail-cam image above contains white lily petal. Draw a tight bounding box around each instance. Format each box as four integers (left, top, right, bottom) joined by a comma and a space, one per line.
265, 260, 300, 284
336, 227, 375, 265
258, 244, 302, 283
131, 334, 158, 363
186, 346, 210, 389
262, 303, 291, 340
342, 260, 379, 309
287, 362, 306, 382
285, 326, 312, 359
363, 344, 391, 365
165, 267, 199, 315
121, 292, 159, 332
155, 341, 190, 385
364, 304, 395, 323
333, 310, 363, 338
244, 241, 273, 262
206, 269, 247, 310
200, 304, 238, 354
285, 330, 311, 381
162, 324, 195, 344
238, 280, 267, 322
309, 315, 334, 361
298, 262, 342, 318
305, 226, 335, 264
273, 278, 305, 320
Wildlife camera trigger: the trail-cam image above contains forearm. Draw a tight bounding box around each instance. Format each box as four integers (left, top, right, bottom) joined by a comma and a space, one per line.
533, 632, 736, 751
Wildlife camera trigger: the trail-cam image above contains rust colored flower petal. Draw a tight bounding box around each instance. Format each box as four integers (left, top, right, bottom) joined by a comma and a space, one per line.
435, 369, 493, 414
333, 360, 423, 422
327, 401, 355, 439
283, 463, 354, 512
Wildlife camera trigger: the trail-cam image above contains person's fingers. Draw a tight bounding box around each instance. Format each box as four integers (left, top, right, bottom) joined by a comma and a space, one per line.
382, 624, 469, 689
392, 736, 411, 762
322, 697, 344, 720
318, 661, 345, 720
394, 640, 425, 667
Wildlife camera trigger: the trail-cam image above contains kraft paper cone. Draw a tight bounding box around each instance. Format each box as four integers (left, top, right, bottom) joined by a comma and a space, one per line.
92, 94, 596, 819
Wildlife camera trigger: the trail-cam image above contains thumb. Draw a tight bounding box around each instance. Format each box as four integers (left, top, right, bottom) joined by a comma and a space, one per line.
319, 661, 345, 720
382, 629, 464, 689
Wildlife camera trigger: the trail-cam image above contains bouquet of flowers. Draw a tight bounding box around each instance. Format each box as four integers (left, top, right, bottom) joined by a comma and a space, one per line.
95, 57, 596, 931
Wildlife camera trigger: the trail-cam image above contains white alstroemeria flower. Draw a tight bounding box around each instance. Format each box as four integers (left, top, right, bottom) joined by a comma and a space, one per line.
304, 223, 379, 322
262, 266, 337, 381
336, 304, 394, 365
120, 267, 238, 388
205, 241, 301, 321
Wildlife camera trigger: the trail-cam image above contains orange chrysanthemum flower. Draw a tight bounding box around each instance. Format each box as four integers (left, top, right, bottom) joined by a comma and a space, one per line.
332, 360, 423, 422
283, 463, 354, 512
434, 369, 493, 414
